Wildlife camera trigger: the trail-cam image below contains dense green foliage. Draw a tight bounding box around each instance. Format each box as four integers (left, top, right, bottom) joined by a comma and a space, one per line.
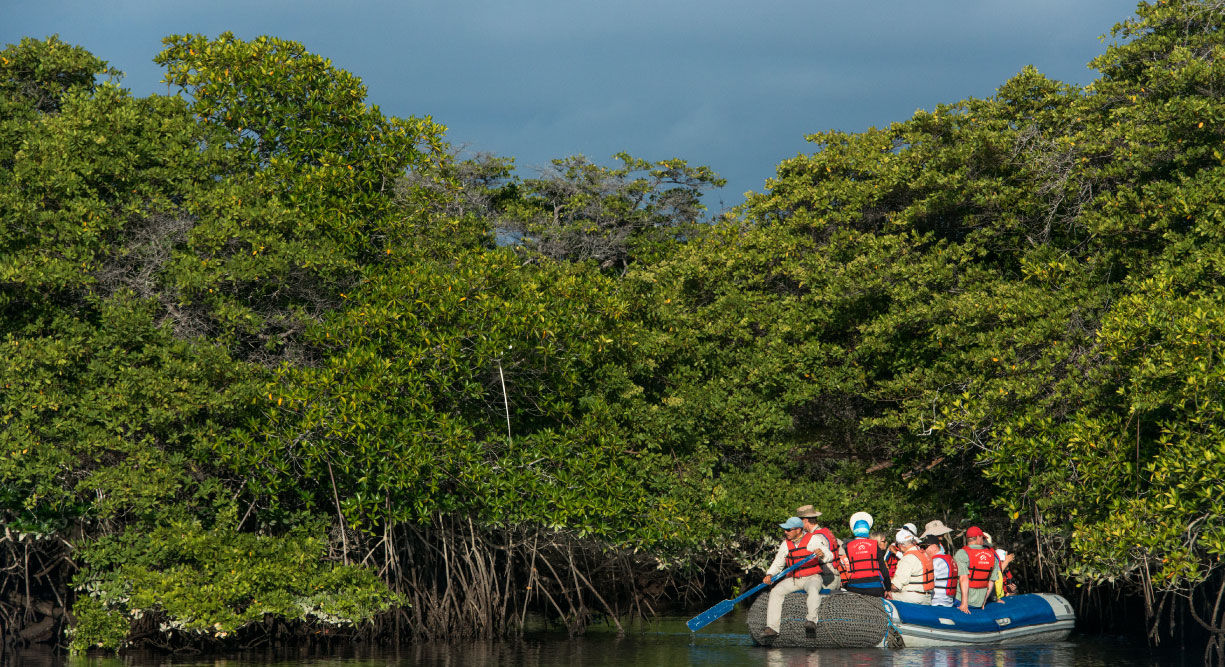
69, 521, 403, 651
0, 31, 448, 648
701, 0, 1225, 604
498, 153, 725, 272
4, 0, 1225, 651
229, 248, 665, 539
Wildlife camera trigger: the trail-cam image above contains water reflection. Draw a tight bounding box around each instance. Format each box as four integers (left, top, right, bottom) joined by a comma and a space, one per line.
757, 644, 1132, 667
0, 625, 1177, 667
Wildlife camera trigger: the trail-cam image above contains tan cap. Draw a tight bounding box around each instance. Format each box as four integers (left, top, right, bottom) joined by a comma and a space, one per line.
796, 504, 822, 519
919, 520, 953, 538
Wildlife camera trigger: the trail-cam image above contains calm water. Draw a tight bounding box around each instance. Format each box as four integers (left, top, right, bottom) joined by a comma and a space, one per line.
0, 612, 1188, 667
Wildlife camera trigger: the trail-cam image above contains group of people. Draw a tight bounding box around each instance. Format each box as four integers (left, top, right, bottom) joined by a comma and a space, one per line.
759, 505, 1017, 638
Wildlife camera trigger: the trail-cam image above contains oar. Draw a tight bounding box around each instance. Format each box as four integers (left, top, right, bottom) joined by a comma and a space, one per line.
686, 553, 819, 632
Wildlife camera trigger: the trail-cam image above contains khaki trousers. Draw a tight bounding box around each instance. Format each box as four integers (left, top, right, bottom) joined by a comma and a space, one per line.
894, 590, 932, 605
765, 574, 825, 631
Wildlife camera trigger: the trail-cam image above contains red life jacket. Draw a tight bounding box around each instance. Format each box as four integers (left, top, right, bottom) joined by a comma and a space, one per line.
902, 547, 935, 592
932, 553, 957, 596
992, 550, 1016, 593
813, 527, 842, 573
884, 549, 899, 578
785, 532, 825, 578
844, 537, 885, 586
966, 547, 996, 589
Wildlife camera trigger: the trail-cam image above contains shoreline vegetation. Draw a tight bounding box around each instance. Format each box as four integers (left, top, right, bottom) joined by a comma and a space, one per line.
2, 0, 1225, 660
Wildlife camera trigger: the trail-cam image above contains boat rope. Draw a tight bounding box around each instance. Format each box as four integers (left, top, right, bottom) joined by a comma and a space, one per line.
880, 599, 905, 649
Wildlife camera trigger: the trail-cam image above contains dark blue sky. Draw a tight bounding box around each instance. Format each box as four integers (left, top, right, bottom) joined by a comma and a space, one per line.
7, 0, 1135, 210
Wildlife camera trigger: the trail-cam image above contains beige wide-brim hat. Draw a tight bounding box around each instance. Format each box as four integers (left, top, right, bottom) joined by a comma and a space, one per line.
920, 519, 953, 538
796, 504, 822, 519
849, 511, 873, 530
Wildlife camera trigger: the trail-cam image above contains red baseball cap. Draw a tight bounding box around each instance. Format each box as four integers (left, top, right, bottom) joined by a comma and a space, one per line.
966, 526, 984, 538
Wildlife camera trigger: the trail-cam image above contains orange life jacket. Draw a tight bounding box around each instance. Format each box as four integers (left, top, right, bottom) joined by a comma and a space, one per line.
902, 547, 935, 592
785, 531, 825, 578
932, 553, 958, 597
966, 547, 996, 589
845, 537, 885, 587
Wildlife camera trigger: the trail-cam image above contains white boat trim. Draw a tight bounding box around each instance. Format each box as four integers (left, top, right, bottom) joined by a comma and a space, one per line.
892, 619, 1076, 647
883, 594, 1076, 647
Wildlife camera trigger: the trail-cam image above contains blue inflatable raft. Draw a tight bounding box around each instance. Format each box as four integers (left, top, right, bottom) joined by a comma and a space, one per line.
745, 591, 1075, 648
884, 593, 1075, 646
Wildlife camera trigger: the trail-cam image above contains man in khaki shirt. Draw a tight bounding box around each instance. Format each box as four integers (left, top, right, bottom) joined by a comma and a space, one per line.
889, 529, 933, 604
797, 504, 841, 592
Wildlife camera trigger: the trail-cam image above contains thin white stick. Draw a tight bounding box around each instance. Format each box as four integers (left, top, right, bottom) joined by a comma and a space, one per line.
498, 359, 512, 445
327, 461, 349, 565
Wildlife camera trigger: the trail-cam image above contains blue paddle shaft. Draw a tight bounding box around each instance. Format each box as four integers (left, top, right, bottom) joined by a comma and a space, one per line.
686, 553, 820, 632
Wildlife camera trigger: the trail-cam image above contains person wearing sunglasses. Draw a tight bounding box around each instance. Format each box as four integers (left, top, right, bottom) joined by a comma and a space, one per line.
760, 516, 830, 638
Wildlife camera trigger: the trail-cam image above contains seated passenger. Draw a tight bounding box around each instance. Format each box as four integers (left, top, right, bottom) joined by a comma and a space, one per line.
983, 532, 1017, 599
760, 516, 830, 638
954, 526, 1000, 613
922, 534, 957, 607
889, 529, 934, 604
842, 512, 888, 598
797, 504, 841, 592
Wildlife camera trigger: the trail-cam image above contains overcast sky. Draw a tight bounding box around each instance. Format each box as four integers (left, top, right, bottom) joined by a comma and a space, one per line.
7, 1, 1136, 210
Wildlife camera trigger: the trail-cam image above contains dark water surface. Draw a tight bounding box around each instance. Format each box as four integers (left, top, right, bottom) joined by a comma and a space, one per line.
1, 612, 1188, 667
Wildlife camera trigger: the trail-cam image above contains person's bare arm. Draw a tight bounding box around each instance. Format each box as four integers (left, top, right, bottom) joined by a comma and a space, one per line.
958, 574, 971, 613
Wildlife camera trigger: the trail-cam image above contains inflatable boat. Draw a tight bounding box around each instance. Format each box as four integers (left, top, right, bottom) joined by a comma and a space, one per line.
745, 590, 1075, 648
